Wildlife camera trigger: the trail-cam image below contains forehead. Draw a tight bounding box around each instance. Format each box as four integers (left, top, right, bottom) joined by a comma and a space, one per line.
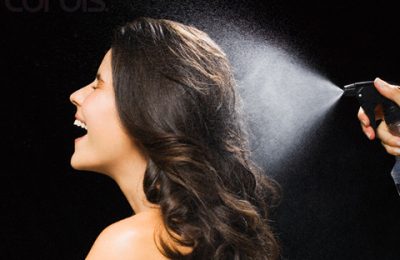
98, 50, 112, 80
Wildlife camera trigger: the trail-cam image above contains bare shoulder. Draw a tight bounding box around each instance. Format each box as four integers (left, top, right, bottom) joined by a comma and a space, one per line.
85, 210, 168, 260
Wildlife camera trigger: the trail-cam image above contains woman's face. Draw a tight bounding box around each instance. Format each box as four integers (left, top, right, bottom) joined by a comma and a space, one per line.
69, 50, 146, 175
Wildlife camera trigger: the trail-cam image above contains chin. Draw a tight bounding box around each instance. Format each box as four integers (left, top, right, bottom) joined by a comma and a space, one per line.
70, 156, 93, 171
70, 160, 87, 171
70, 157, 110, 176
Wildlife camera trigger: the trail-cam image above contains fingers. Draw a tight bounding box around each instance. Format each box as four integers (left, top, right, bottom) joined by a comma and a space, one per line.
359, 78, 400, 156
373, 78, 400, 155
377, 121, 400, 156
358, 107, 375, 139
381, 143, 400, 156
361, 124, 375, 140
357, 107, 370, 126
374, 78, 400, 106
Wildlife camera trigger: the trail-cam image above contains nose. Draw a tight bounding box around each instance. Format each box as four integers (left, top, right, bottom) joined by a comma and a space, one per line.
69, 89, 80, 107
70, 83, 91, 107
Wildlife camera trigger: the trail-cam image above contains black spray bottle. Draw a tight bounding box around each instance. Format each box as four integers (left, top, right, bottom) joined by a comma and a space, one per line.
343, 81, 400, 196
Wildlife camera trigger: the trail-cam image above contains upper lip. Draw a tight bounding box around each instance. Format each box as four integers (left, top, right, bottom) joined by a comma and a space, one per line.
74, 114, 86, 123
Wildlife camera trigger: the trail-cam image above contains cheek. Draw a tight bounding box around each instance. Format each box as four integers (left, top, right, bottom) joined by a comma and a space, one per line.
84, 95, 134, 157
84, 92, 117, 126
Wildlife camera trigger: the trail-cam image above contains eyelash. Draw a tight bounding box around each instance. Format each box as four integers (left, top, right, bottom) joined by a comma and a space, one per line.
92, 82, 100, 90
92, 80, 103, 90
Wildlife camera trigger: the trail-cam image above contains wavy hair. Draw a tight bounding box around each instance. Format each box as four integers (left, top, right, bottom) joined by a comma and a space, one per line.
111, 17, 280, 259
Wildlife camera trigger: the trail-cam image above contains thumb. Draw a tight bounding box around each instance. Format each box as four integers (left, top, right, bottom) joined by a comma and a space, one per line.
374, 77, 400, 106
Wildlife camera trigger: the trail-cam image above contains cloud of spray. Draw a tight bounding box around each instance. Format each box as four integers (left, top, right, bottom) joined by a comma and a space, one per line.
206, 22, 344, 176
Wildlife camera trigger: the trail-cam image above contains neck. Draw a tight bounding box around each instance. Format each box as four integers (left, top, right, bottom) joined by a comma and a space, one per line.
109, 156, 160, 214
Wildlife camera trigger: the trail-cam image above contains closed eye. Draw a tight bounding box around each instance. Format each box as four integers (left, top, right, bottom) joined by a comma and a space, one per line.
92, 79, 104, 90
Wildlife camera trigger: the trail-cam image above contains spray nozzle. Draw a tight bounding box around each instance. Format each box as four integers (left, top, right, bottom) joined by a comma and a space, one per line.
343, 80, 400, 130
343, 81, 374, 97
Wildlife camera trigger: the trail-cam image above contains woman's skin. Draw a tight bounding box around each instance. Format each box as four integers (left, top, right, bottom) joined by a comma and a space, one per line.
70, 50, 190, 259
358, 78, 400, 156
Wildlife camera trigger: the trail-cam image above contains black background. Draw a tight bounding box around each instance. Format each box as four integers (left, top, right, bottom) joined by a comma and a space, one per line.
2, 0, 400, 259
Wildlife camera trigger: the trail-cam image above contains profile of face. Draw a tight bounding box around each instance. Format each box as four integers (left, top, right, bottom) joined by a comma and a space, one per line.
69, 50, 147, 176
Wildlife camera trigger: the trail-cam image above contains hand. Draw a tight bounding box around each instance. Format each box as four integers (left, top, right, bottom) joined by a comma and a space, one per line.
358, 78, 400, 156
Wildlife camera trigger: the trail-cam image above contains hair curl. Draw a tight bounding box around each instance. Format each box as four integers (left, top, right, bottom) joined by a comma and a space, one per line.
111, 17, 281, 259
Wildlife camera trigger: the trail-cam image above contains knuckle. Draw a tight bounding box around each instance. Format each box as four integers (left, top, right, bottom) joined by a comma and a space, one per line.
389, 137, 399, 146
385, 146, 395, 155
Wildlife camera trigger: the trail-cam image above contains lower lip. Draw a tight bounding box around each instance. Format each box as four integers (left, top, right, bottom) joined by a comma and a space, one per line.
75, 135, 87, 143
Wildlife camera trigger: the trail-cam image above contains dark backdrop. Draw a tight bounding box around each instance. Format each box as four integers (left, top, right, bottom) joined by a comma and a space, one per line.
2, 1, 400, 259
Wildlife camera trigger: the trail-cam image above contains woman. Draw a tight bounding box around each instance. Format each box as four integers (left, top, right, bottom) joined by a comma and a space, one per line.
70, 17, 280, 259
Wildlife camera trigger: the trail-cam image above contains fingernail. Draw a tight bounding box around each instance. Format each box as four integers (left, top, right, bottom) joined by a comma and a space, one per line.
366, 132, 371, 139
395, 148, 400, 154
361, 120, 367, 126
375, 77, 387, 88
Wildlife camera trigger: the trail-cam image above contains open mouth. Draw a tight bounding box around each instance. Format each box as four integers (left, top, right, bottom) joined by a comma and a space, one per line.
73, 119, 88, 140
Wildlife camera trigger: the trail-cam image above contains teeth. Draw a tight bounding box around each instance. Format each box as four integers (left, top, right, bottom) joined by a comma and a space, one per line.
74, 119, 87, 130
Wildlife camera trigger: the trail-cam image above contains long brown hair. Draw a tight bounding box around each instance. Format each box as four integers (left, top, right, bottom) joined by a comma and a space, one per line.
111, 17, 280, 259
